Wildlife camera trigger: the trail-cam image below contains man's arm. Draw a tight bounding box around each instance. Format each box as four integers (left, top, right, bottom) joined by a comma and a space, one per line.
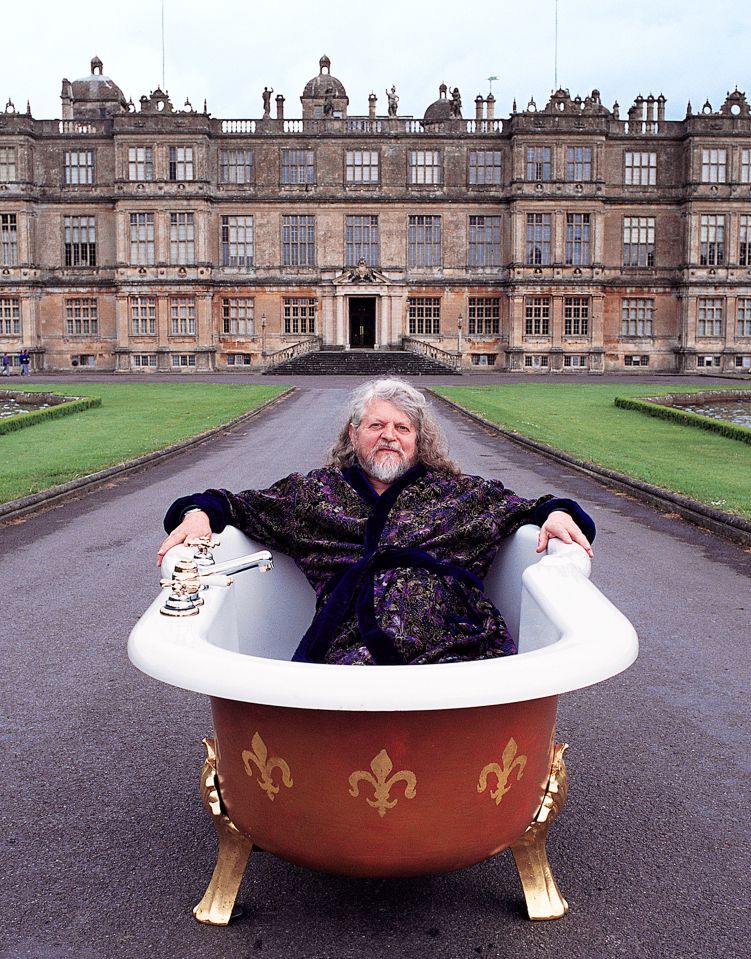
156, 473, 306, 567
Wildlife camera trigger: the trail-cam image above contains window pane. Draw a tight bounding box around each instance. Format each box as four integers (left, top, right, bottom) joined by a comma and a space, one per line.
346, 150, 379, 184
64, 216, 96, 267
468, 216, 501, 267
467, 297, 500, 335
565, 213, 591, 265
283, 297, 317, 334
219, 149, 254, 184
526, 213, 551, 265
221, 215, 254, 268
282, 215, 315, 266
526, 146, 552, 181
407, 297, 441, 335
345, 215, 379, 266
281, 150, 315, 185
409, 150, 442, 185
407, 215, 441, 268
468, 151, 502, 185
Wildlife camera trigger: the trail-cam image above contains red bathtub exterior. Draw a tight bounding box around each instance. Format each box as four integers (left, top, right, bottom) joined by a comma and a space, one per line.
211, 695, 558, 878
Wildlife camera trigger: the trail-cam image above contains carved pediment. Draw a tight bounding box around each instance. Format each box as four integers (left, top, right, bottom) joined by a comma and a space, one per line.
333, 259, 390, 285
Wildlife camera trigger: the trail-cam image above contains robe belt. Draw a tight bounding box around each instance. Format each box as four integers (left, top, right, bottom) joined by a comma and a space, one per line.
291, 547, 484, 666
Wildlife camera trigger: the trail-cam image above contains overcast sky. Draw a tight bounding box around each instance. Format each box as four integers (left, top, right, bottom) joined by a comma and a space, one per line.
2, 1, 749, 122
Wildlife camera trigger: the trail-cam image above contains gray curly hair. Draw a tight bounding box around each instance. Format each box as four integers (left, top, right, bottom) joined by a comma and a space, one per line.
327, 378, 460, 474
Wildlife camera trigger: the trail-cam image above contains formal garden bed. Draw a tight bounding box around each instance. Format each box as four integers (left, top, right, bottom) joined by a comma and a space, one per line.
613, 390, 751, 444
0, 390, 100, 435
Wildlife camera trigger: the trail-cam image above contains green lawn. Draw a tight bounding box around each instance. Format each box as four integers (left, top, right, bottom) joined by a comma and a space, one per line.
0, 382, 287, 504
432, 384, 751, 519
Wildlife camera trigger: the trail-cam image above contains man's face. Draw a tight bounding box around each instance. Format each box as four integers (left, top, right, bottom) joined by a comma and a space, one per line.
349, 398, 418, 484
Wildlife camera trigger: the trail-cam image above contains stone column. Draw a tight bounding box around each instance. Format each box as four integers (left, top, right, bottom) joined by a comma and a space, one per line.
116, 209, 128, 266
591, 292, 605, 355
199, 292, 213, 364
551, 295, 564, 349
721, 293, 737, 373
379, 294, 389, 348
335, 293, 345, 347
157, 212, 169, 267
511, 208, 520, 264
508, 293, 523, 350
27, 290, 40, 348
158, 293, 170, 348
554, 209, 565, 264
391, 290, 407, 343
21, 204, 33, 265
682, 294, 696, 350
115, 292, 129, 368
593, 211, 604, 267
321, 289, 335, 346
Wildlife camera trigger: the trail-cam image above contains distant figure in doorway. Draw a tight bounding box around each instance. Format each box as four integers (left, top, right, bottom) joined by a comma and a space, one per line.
19, 349, 30, 376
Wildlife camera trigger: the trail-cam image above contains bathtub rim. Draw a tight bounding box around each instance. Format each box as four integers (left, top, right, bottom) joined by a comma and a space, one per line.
128, 553, 639, 712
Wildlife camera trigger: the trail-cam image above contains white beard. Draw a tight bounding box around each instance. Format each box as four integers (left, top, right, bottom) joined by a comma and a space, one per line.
357, 444, 415, 483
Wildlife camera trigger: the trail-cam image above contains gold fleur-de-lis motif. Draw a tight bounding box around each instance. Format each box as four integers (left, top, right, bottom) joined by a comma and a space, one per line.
241, 731, 293, 801
348, 748, 417, 818
477, 737, 527, 806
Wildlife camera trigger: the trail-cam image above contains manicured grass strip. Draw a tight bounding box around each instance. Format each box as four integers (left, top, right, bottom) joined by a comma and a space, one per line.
0, 392, 101, 435
614, 394, 751, 444
0, 383, 287, 504
432, 384, 751, 519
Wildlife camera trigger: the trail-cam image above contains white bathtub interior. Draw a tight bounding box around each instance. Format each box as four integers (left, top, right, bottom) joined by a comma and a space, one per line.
128, 525, 638, 711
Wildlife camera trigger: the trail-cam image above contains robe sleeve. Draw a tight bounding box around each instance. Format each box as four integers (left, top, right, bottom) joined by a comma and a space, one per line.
482, 480, 596, 544
533, 497, 596, 543
163, 474, 306, 555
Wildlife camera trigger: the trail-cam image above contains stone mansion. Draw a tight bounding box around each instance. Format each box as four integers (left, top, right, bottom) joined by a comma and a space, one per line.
0, 55, 750, 374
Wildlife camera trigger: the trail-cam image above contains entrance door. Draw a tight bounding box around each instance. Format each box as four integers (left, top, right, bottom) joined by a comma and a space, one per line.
349, 297, 376, 348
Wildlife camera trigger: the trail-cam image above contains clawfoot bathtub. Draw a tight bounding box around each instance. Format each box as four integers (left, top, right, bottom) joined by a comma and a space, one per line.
128, 525, 637, 924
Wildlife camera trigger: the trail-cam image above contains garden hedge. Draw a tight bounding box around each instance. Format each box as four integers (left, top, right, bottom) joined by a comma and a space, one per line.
0, 393, 101, 435
614, 393, 751, 445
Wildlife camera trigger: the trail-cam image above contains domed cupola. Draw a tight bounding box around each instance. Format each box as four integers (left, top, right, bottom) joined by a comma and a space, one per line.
63, 57, 129, 120
423, 83, 463, 126
301, 55, 349, 119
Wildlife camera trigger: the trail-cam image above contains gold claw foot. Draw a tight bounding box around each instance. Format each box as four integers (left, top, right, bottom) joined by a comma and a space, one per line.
193, 738, 253, 926
510, 743, 569, 921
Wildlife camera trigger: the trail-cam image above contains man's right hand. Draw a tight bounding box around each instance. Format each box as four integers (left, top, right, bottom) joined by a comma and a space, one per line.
157, 509, 212, 566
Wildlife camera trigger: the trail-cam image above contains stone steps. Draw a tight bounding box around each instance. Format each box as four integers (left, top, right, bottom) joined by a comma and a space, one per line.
264, 350, 459, 376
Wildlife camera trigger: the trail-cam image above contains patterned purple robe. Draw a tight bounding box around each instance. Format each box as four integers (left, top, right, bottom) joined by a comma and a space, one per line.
165, 464, 594, 666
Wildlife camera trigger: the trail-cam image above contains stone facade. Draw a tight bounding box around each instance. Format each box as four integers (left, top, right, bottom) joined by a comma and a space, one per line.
1, 56, 750, 374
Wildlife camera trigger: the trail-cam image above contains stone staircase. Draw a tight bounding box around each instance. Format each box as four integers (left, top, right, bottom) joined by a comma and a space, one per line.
264, 349, 459, 376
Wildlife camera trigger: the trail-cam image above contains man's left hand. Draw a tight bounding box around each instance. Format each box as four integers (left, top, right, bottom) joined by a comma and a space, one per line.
536, 510, 594, 557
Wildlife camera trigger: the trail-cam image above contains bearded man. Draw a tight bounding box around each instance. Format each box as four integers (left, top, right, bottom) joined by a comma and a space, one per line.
158, 379, 595, 666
